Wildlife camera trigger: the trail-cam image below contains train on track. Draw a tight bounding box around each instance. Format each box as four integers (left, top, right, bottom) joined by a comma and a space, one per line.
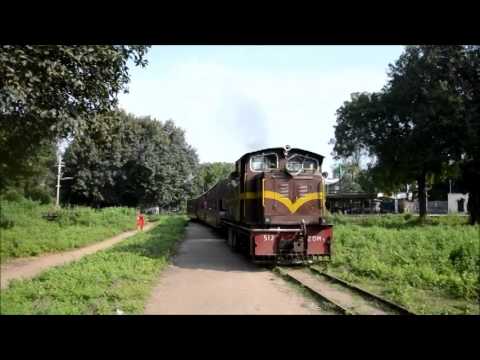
187, 146, 333, 265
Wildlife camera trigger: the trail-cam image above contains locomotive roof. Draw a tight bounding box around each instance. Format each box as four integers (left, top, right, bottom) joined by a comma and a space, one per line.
238, 147, 324, 163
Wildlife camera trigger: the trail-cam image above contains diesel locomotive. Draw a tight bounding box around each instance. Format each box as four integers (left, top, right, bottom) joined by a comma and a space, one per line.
187, 146, 333, 264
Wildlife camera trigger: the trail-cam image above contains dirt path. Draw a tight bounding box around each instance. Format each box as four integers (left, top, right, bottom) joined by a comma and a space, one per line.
144, 222, 326, 315
0, 222, 157, 289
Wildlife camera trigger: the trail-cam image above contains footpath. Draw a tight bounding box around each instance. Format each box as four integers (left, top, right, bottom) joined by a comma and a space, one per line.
0, 222, 157, 289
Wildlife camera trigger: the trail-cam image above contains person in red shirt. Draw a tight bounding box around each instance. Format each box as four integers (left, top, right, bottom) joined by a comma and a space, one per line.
136, 210, 145, 231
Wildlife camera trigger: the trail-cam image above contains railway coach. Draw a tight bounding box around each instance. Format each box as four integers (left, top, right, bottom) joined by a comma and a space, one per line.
187, 146, 333, 264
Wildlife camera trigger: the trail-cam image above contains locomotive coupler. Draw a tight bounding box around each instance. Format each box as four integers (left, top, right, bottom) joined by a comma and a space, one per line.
293, 219, 308, 253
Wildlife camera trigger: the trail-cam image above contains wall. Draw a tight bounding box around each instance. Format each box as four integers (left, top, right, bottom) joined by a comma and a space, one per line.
448, 193, 469, 214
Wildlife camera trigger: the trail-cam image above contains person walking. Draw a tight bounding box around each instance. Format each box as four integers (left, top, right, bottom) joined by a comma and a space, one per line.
136, 210, 145, 231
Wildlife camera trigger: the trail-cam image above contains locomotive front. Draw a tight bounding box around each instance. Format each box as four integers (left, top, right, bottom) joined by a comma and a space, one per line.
223, 146, 333, 264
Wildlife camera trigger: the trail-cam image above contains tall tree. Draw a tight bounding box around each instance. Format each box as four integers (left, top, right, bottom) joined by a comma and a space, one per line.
334, 46, 473, 219
452, 46, 480, 224
193, 162, 235, 194
63, 111, 199, 209
0, 45, 150, 191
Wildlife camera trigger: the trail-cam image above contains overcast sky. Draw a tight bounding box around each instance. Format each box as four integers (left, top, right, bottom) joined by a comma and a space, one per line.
118, 45, 405, 173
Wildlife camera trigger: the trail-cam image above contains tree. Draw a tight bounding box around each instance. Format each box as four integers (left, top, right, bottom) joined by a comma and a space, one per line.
334, 46, 472, 219
193, 162, 235, 194
331, 157, 363, 193
442, 45, 480, 224
0, 140, 57, 203
63, 111, 199, 209
0, 45, 150, 191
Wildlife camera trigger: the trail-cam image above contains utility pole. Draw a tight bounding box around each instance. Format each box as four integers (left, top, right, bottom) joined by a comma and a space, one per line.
55, 152, 73, 208
56, 153, 64, 208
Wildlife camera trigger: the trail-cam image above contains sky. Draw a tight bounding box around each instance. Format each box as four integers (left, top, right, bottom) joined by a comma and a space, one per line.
118, 45, 405, 173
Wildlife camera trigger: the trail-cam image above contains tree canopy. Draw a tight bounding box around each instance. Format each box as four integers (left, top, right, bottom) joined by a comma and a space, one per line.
0, 45, 150, 191
62, 111, 198, 209
193, 162, 235, 195
333, 45, 480, 222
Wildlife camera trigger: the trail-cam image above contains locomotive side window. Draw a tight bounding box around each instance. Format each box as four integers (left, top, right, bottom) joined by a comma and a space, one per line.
251, 156, 264, 171
250, 153, 278, 172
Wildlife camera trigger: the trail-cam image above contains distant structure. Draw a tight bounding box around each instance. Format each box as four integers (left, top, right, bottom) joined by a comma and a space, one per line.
448, 193, 469, 214
325, 170, 469, 215
326, 192, 380, 214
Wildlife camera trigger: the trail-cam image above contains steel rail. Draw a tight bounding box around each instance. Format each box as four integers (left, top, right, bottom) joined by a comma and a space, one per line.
308, 266, 416, 315
273, 267, 353, 315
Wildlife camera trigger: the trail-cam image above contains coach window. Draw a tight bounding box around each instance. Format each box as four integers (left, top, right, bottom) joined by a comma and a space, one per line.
219, 199, 227, 211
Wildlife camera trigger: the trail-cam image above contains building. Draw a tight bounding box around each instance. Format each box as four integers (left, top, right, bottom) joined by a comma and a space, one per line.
448, 193, 469, 214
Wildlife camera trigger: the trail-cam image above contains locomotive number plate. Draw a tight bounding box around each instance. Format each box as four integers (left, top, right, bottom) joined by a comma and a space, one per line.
263, 234, 275, 241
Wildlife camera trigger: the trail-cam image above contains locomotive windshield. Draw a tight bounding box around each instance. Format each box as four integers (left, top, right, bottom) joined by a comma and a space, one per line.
286, 155, 303, 173
250, 153, 278, 172
286, 154, 319, 174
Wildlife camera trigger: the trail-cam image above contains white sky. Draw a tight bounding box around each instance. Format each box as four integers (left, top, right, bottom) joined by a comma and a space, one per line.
118, 45, 404, 173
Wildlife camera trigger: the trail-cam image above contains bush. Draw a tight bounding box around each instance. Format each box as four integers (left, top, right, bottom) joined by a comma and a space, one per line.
25, 187, 53, 205
2, 189, 25, 202
449, 242, 479, 274
0, 200, 137, 261
329, 214, 479, 302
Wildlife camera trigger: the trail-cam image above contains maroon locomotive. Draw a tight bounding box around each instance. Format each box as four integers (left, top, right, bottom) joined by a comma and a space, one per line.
187, 146, 333, 264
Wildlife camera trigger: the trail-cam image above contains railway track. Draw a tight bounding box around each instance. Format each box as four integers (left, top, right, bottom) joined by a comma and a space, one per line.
274, 266, 415, 315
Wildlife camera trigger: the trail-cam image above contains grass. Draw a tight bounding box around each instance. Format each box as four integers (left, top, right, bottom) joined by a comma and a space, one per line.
0, 215, 188, 315
323, 214, 480, 314
0, 198, 137, 262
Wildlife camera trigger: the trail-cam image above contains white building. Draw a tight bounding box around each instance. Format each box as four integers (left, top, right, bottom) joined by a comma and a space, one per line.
448, 193, 469, 214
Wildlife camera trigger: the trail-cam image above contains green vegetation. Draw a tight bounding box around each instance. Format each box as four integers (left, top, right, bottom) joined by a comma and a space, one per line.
324, 214, 479, 314
0, 216, 187, 315
193, 162, 235, 194
1, 45, 149, 192
63, 110, 198, 209
333, 46, 480, 223
0, 198, 137, 262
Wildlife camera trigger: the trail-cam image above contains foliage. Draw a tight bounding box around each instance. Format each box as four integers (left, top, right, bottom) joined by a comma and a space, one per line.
333, 46, 480, 221
330, 150, 368, 193
0, 45, 150, 191
0, 198, 136, 261
0, 216, 187, 315
0, 138, 57, 196
62, 110, 199, 209
325, 214, 479, 314
193, 162, 234, 194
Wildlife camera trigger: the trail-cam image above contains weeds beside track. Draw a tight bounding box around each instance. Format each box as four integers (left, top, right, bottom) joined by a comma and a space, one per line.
0, 216, 188, 315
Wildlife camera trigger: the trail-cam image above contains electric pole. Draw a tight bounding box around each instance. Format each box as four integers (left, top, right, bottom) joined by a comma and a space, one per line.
56, 153, 64, 208
55, 152, 73, 208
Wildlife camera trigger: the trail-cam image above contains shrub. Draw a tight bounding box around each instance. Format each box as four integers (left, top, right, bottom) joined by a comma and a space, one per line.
0, 201, 137, 261
2, 189, 25, 202
25, 187, 53, 205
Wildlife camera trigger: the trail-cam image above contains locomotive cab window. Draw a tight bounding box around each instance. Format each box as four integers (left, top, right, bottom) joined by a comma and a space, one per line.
250, 153, 278, 172
286, 155, 303, 173
303, 158, 318, 171
287, 155, 319, 174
